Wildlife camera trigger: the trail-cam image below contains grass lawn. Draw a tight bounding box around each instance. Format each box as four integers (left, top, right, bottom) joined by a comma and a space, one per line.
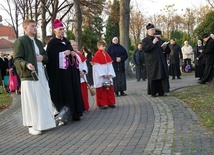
0, 86, 13, 113
171, 82, 214, 130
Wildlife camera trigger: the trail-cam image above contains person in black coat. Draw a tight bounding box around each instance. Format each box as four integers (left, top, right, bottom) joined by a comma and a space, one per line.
193, 39, 205, 80
107, 37, 128, 96
81, 46, 94, 87
154, 29, 170, 93
199, 33, 214, 84
142, 24, 169, 97
8, 55, 21, 94
168, 38, 183, 79
0, 51, 9, 92
132, 43, 147, 81
46, 19, 84, 123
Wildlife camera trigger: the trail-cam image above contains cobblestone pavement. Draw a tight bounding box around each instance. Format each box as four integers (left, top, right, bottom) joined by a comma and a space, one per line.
0, 75, 213, 155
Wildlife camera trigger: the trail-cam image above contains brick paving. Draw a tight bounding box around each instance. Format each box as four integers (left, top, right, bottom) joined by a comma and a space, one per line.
0, 75, 213, 155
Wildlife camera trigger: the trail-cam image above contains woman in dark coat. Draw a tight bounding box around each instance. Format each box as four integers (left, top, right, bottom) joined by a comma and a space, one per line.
193, 39, 205, 80
46, 19, 84, 123
107, 37, 128, 97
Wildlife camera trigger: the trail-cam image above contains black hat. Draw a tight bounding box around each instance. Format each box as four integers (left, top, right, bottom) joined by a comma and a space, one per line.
154, 29, 162, 35
146, 23, 155, 30
202, 33, 209, 38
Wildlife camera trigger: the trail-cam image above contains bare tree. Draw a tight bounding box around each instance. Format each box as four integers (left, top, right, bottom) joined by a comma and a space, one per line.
183, 8, 195, 36
207, 0, 214, 8
129, 10, 145, 45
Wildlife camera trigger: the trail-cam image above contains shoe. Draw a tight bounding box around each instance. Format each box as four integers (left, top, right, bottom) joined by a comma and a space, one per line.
120, 92, 127, 96
73, 117, 81, 121
137, 80, 140, 82
198, 81, 205, 84
28, 127, 42, 135
177, 77, 182, 79
151, 94, 157, 97
57, 120, 68, 126
108, 105, 116, 108
172, 77, 175, 80
99, 106, 108, 110
159, 93, 167, 97
115, 92, 119, 97
16, 90, 21, 95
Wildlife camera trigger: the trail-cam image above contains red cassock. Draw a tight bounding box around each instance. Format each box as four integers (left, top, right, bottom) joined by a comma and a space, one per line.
91, 50, 116, 107
75, 51, 90, 111
81, 82, 90, 110
95, 86, 115, 106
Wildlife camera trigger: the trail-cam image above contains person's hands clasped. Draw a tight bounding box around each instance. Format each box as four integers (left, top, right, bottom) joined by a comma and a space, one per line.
64, 50, 71, 56
70, 51, 76, 56
116, 57, 121, 62
36, 54, 43, 62
80, 71, 85, 77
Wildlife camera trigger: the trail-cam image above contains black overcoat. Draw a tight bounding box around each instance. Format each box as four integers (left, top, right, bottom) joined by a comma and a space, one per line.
107, 43, 128, 72
193, 45, 205, 66
46, 37, 84, 114
204, 38, 214, 65
142, 35, 168, 80
169, 43, 182, 64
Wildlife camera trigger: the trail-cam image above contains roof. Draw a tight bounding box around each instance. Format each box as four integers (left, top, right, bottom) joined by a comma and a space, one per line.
0, 25, 16, 39
0, 38, 13, 49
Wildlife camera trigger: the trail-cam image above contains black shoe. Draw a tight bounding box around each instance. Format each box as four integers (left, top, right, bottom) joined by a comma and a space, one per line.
198, 81, 206, 84
108, 105, 116, 108
177, 77, 182, 79
99, 106, 108, 110
159, 93, 167, 97
16, 90, 21, 95
151, 94, 157, 97
120, 92, 127, 96
172, 77, 175, 80
115, 92, 119, 97
73, 117, 81, 121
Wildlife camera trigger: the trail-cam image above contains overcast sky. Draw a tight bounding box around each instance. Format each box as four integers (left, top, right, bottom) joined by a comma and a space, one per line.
0, 0, 208, 24
132, 0, 207, 15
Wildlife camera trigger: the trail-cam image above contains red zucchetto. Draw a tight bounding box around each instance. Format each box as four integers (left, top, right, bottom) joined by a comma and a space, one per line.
53, 19, 63, 29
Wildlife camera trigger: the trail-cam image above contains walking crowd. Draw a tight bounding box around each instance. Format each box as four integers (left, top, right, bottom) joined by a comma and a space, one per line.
1, 19, 214, 136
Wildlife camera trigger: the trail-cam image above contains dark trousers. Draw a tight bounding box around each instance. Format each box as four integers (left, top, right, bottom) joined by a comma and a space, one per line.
147, 79, 164, 95
135, 64, 147, 81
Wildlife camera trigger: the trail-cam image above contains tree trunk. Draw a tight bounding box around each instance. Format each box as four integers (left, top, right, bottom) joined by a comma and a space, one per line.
41, 1, 47, 46
73, 0, 82, 50
119, 0, 133, 77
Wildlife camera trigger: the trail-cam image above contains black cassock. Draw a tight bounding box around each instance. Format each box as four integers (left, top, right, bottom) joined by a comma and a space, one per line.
200, 38, 214, 84
46, 37, 84, 119
142, 35, 169, 95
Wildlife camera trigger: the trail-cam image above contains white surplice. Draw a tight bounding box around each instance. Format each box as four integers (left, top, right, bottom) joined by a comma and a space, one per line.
75, 53, 88, 83
21, 37, 56, 131
93, 63, 115, 88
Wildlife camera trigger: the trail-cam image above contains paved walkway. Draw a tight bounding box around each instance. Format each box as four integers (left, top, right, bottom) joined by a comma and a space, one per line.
0, 75, 213, 155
